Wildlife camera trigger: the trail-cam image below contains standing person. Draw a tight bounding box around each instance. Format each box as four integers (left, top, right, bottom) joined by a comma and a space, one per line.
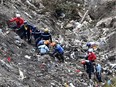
9, 14, 24, 29
19, 21, 34, 43
87, 48, 96, 62
81, 60, 94, 80
50, 42, 64, 62
41, 28, 52, 42
95, 63, 102, 82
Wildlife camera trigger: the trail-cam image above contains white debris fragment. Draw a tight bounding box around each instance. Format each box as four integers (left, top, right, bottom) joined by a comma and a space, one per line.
4, 31, 10, 36
19, 68, 25, 80
78, 71, 83, 75
0, 59, 13, 69
51, 82, 55, 87
14, 36, 21, 40
108, 62, 116, 68
24, 55, 31, 59
26, 0, 36, 8
24, 12, 32, 19
70, 52, 75, 59
69, 83, 75, 87
58, 35, 64, 44
0, 29, 3, 34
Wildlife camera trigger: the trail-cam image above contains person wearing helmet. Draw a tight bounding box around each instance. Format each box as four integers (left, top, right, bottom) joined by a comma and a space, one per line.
86, 48, 96, 62
81, 60, 94, 79
19, 21, 35, 43
38, 41, 49, 55
51, 42, 64, 62
87, 48, 96, 62
9, 14, 24, 29
41, 28, 52, 42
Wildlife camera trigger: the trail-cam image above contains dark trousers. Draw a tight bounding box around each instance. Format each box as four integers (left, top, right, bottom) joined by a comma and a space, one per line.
54, 52, 64, 62
11, 26, 18, 29
86, 70, 92, 79
35, 38, 41, 46
96, 73, 102, 82
20, 31, 31, 42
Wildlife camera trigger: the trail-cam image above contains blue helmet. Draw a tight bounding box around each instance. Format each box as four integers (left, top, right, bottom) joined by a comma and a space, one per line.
24, 21, 27, 24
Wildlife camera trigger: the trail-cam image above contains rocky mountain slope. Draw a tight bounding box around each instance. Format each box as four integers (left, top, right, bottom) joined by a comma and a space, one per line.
0, 0, 115, 87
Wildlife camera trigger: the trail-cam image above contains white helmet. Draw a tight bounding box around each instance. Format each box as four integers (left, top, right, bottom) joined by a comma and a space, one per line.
88, 48, 93, 52
16, 14, 21, 17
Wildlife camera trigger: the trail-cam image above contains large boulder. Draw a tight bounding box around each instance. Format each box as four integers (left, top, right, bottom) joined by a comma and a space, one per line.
96, 16, 116, 28
87, 0, 116, 20
96, 17, 112, 28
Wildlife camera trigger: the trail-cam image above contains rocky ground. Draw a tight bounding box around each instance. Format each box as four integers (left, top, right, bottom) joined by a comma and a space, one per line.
0, 0, 116, 87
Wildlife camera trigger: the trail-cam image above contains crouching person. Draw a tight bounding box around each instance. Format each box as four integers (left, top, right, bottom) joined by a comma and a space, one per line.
38, 42, 49, 55
50, 42, 64, 63
9, 14, 24, 30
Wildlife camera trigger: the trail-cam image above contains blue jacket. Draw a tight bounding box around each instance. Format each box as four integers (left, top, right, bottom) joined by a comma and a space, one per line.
41, 32, 52, 42
31, 26, 36, 32
19, 23, 35, 33
37, 40, 44, 46
53, 44, 64, 54
38, 44, 49, 54
32, 29, 42, 40
96, 64, 102, 74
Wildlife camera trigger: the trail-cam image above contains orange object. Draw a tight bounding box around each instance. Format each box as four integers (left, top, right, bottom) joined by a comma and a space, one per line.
44, 40, 50, 45
50, 42, 56, 46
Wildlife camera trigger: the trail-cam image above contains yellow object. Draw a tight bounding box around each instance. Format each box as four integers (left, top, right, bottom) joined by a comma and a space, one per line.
64, 83, 69, 87
92, 45, 98, 50
24, 25, 28, 30
44, 28, 49, 32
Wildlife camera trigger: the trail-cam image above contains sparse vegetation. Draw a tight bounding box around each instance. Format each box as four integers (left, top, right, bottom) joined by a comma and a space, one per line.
41, 0, 84, 20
